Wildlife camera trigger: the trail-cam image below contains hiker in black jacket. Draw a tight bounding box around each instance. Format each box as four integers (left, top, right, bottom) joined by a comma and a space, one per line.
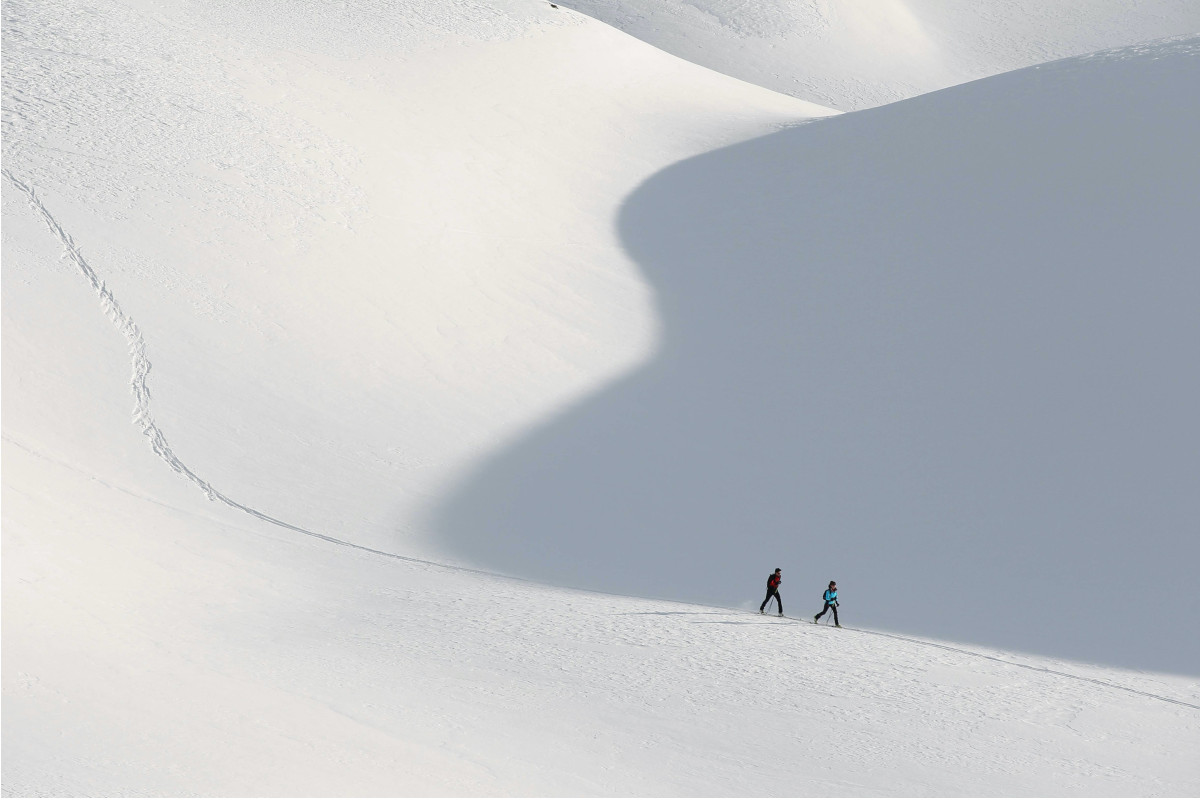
759, 568, 783, 616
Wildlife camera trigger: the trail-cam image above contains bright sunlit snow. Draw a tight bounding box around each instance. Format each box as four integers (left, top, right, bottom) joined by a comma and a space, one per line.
566, 0, 1200, 109
3, 0, 1199, 795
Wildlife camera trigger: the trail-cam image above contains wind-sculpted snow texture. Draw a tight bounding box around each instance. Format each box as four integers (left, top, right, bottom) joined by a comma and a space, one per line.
564, 0, 1200, 109
438, 38, 1200, 676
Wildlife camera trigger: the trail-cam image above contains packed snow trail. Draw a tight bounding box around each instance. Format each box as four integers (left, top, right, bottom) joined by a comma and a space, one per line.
4, 171, 221, 503
794, 615, 1200, 711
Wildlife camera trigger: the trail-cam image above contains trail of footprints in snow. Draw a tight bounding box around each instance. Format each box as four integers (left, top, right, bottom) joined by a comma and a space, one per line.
2, 169, 455, 568
3, 170, 220, 502
6, 169, 1198, 713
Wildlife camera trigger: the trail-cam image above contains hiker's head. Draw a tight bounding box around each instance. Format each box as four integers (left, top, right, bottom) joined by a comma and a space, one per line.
829, 581, 836, 588
775, 568, 781, 574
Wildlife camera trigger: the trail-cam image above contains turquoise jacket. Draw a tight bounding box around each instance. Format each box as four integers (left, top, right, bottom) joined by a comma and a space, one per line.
823, 589, 838, 604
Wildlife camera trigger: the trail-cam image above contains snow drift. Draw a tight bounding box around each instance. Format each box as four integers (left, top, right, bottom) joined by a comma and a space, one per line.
564, 0, 1200, 109
437, 37, 1200, 676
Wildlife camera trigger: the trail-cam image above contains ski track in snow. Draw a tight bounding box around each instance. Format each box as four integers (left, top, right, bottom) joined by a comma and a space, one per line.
1, 169, 474, 574
6, 167, 1198, 714
804, 617, 1199, 710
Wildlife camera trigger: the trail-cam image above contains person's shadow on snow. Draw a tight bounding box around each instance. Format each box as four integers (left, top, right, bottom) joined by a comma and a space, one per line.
433, 43, 1200, 674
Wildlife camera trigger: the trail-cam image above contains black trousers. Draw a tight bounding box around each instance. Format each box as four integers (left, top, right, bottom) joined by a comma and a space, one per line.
814, 601, 839, 625
760, 588, 782, 613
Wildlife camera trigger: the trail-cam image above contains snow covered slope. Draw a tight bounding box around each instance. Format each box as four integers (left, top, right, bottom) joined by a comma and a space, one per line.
2, 0, 830, 559
5, 467, 1199, 794
3, 0, 1199, 793
564, 0, 1200, 109
438, 37, 1200, 676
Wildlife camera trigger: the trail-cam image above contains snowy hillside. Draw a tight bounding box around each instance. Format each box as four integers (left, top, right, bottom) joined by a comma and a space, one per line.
3, 0, 831, 560
4, 0, 1199, 794
564, 0, 1200, 109
439, 36, 1200, 677
6, 501, 1200, 795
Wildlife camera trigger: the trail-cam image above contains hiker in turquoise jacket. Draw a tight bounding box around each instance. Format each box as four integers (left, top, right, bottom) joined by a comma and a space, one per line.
814, 580, 840, 627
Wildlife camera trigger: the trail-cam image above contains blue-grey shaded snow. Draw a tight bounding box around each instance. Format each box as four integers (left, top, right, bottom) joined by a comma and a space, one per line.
436, 39, 1200, 675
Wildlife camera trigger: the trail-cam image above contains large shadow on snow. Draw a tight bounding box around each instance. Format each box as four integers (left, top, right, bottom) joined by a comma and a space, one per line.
435, 40, 1200, 674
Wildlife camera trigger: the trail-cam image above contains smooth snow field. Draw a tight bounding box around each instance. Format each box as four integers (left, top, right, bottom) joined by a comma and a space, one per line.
3, 0, 1199, 795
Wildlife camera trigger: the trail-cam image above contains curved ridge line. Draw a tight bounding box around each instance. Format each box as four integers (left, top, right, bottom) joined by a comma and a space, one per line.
7, 169, 1196, 712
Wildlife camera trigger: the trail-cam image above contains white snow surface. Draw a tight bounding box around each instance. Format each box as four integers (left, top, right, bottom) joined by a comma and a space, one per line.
3, 0, 1199, 795
564, 0, 1200, 109
437, 36, 1200, 677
